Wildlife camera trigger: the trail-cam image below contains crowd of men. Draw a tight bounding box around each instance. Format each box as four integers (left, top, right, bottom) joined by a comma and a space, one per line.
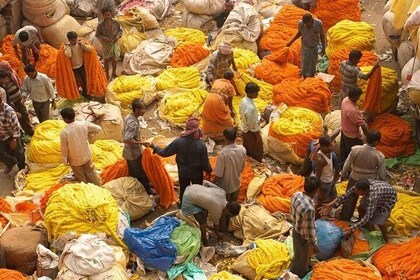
0, 3, 400, 279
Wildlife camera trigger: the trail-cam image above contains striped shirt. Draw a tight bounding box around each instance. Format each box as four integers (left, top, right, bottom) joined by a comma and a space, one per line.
291, 192, 317, 246
335, 180, 396, 231
207, 51, 234, 82
0, 102, 21, 141
1, 78, 22, 104
339, 61, 369, 94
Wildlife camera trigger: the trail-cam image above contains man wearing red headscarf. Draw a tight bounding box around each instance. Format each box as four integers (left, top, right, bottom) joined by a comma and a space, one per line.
153, 117, 212, 206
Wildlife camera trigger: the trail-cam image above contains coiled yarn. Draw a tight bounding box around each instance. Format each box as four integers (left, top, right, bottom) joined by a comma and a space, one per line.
312, 259, 380, 280
326, 20, 375, 58
156, 67, 202, 90
312, 0, 361, 31
234, 69, 273, 102
0, 269, 26, 280
90, 140, 123, 170
269, 107, 323, 158
110, 75, 155, 107
44, 183, 125, 247
388, 193, 420, 236
170, 44, 210, 67
25, 164, 71, 193
27, 120, 66, 164
234, 48, 261, 70
208, 271, 244, 280
247, 239, 291, 280
164, 28, 206, 47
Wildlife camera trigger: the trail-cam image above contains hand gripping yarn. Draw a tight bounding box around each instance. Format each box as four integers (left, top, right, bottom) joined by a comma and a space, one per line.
44, 183, 125, 248
247, 239, 291, 280
326, 20, 375, 58
269, 107, 323, 158
257, 174, 305, 213
27, 120, 66, 164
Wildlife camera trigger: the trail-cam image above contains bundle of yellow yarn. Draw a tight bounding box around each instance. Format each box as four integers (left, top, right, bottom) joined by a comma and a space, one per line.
25, 164, 71, 193
159, 88, 208, 125
234, 69, 273, 102
27, 120, 66, 164
109, 75, 155, 107
357, 66, 399, 112
326, 20, 375, 57
388, 193, 420, 236
91, 140, 123, 170
208, 271, 245, 280
164, 28, 206, 47
247, 239, 291, 280
233, 48, 261, 70
44, 183, 125, 247
156, 67, 203, 90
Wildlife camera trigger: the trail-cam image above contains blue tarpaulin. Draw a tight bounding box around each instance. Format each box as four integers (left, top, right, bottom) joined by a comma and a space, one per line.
124, 216, 180, 272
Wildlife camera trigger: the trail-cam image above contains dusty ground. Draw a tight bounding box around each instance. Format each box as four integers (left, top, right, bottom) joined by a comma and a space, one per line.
0, 0, 418, 239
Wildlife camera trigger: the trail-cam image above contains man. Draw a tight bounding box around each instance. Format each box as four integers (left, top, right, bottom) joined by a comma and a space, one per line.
287, 13, 325, 78
0, 95, 25, 174
340, 50, 379, 102
60, 107, 102, 185
340, 86, 368, 166
12, 25, 43, 65
64, 31, 93, 99
239, 82, 263, 162
314, 135, 340, 204
96, 0, 118, 21
21, 64, 56, 123
122, 99, 153, 194
181, 180, 241, 245
292, 0, 316, 10
153, 117, 212, 205
298, 128, 340, 177
0, 69, 34, 136
340, 130, 386, 221
210, 70, 236, 116
95, 7, 123, 80
206, 43, 237, 85
290, 176, 320, 278
320, 179, 396, 242
201, 1, 235, 45
213, 127, 246, 202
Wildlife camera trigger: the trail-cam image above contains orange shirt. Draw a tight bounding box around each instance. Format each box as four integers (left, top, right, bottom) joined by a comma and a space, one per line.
210, 78, 236, 100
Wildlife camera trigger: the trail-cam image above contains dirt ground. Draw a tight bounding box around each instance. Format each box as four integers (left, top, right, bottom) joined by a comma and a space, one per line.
0, 0, 419, 241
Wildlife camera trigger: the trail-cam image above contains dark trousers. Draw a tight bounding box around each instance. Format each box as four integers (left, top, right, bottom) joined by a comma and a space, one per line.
127, 155, 152, 193
73, 65, 88, 97
178, 175, 203, 206
340, 133, 363, 167
340, 177, 358, 221
13, 100, 34, 136
220, 189, 240, 231
290, 230, 311, 278
243, 131, 263, 163
298, 145, 312, 176
32, 100, 50, 123
0, 137, 25, 170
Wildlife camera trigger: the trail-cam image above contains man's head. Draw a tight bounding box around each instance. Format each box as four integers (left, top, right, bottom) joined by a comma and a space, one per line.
302, 13, 314, 28
67, 31, 78, 45
102, 7, 113, 20
219, 42, 233, 56
245, 82, 259, 99
348, 86, 363, 102
0, 69, 10, 85
366, 130, 381, 147
354, 179, 370, 196
349, 50, 363, 65
19, 31, 29, 43
225, 201, 241, 217
223, 70, 234, 81
319, 135, 333, 154
24, 64, 37, 79
60, 107, 76, 124
223, 127, 237, 143
304, 175, 320, 197
224, 0, 234, 12
131, 98, 146, 117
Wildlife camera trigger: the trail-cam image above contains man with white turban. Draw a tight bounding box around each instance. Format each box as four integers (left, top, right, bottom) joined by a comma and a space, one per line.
206, 43, 237, 85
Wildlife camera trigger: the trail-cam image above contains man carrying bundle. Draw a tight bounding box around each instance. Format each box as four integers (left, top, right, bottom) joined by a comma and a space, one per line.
181, 180, 241, 245
12, 25, 43, 65
320, 179, 396, 242
339, 50, 379, 102
287, 13, 325, 78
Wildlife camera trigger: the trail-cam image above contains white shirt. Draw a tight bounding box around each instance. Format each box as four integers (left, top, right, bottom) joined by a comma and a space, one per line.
13, 26, 38, 47
22, 72, 55, 103
239, 96, 260, 133
60, 121, 102, 166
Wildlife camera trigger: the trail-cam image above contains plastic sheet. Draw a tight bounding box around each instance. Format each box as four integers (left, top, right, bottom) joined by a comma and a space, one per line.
124, 216, 180, 272
315, 219, 343, 260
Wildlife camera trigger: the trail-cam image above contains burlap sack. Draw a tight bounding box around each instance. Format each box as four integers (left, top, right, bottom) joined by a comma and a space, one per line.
0, 226, 48, 275
231, 251, 256, 280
